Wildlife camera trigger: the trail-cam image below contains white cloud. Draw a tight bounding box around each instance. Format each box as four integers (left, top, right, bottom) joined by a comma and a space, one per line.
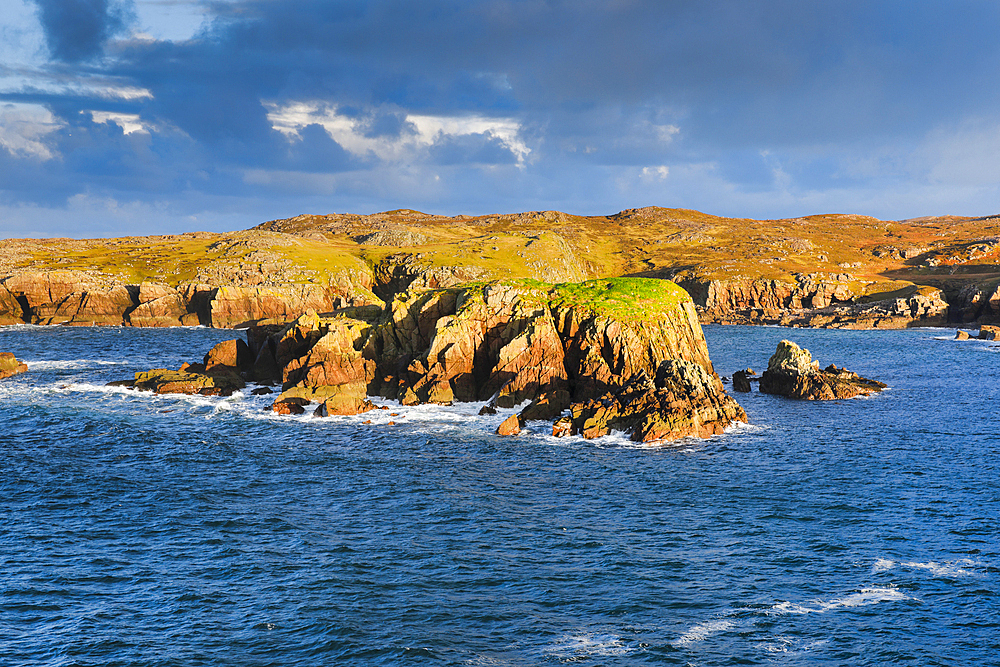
88, 111, 149, 134
264, 101, 531, 165
641, 165, 669, 180
0, 103, 63, 160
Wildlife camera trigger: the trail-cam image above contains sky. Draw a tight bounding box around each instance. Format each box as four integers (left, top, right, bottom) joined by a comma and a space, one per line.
2, 0, 1000, 238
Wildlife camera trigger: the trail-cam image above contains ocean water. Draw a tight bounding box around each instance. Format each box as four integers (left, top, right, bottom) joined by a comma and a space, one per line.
1, 324, 998, 666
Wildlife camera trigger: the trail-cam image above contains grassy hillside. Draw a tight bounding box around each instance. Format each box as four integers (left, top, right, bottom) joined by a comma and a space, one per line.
3, 207, 999, 301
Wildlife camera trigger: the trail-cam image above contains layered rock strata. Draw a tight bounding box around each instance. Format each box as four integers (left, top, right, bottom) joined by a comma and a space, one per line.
0, 270, 379, 328
678, 276, 949, 329
0, 352, 28, 380
759, 340, 886, 400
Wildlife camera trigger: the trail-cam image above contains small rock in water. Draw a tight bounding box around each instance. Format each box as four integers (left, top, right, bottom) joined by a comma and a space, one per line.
978, 325, 1000, 340
496, 414, 522, 436
955, 330, 971, 340
251, 387, 274, 395
732, 369, 756, 393
0, 352, 28, 380
271, 398, 308, 415
759, 340, 886, 400
552, 416, 572, 438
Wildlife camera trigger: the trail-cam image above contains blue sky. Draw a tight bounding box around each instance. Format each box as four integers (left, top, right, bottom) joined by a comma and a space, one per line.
2, 0, 1000, 238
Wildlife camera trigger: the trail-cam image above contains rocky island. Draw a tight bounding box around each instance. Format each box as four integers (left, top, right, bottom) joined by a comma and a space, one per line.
114, 277, 747, 443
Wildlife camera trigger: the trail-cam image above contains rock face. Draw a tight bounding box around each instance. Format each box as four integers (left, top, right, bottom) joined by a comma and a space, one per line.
759, 340, 886, 400
566, 360, 747, 442
679, 276, 949, 329
0, 270, 379, 329
0, 271, 134, 326
0, 352, 28, 379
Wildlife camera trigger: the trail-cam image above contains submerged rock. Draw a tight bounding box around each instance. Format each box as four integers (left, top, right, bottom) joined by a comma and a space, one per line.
0, 352, 27, 380
759, 340, 885, 400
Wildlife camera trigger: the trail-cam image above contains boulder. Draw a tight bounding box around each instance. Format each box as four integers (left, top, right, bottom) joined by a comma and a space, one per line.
732, 369, 756, 392
552, 416, 573, 437
955, 330, 971, 340
203, 339, 253, 373
496, 414, 522, 436
315, 395, 377, 416
271, 398, 307, 415
0, 352, 28, 380
978, 325, 1000, 340
759, 340, 885, 400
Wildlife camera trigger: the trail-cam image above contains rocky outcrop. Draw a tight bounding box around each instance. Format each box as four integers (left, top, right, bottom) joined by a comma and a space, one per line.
208, 283, 380, 328
0, 352, 27, 379
759, 340, 886, 400
237, 278, 743, 440
130, 368, 246, 396
678, 276, 949, 329
978, 325, 1000, 340
563, 359, 747, 442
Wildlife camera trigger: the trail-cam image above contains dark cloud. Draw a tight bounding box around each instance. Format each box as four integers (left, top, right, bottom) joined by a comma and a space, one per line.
33, 0, 134, 62
428, 132, 518, 166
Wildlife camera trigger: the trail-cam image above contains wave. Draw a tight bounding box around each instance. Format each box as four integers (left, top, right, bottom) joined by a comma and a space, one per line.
873, 558, 984, 578
545, 631, 637, 659
674, 619, 735, 647
770, 586, 909, 615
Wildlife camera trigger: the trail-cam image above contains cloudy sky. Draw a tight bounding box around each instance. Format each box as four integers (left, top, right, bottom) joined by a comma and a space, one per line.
2, 0, 1000, 238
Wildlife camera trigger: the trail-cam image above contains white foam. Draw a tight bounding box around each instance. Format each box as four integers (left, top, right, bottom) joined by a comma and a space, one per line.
770, 587, 909, 615
761, 637, 830, 654
546, 632, 636, 658
674, 619, 734, 647
872, 558, 896, 573
902, 559, 982, 578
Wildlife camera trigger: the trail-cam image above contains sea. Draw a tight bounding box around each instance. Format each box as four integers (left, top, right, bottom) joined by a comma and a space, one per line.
1, 324, 997, 666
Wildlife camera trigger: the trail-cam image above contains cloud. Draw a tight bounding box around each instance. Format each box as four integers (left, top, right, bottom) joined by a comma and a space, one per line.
265, 101, 529, 165
32, 0, 135, 62
4, 0, 1000, 237
0, 102, 63, 159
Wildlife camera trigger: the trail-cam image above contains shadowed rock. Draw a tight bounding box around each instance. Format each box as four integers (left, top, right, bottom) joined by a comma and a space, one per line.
565, 359, 747, 443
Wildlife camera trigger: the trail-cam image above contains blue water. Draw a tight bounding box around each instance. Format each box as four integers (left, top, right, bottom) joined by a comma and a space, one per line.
1, 324, 998, 666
